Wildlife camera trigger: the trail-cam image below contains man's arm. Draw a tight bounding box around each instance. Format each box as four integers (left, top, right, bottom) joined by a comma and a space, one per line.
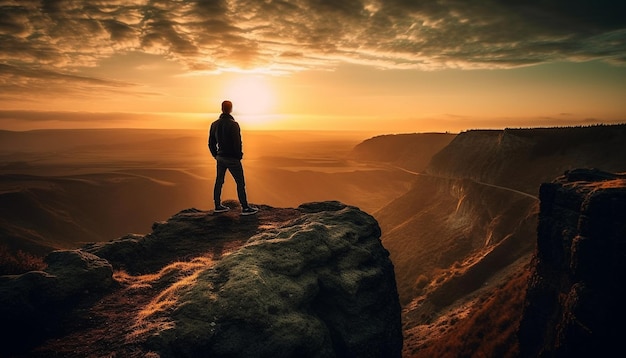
233, 121, 243, 159
208, 122, 218, 157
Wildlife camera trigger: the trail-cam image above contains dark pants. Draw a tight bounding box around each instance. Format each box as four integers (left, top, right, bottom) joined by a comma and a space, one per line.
214, 156, 248, 208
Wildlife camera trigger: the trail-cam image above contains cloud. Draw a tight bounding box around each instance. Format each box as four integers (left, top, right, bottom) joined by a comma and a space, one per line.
0, 109, 134, 123
0, 63, 153, 103
0, 109, 189, 130
0, 0, 624, 77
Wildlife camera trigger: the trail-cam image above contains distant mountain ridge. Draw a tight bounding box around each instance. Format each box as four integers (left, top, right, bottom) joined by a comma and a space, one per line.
350, 133, 456, 173
426, 124, 626, 194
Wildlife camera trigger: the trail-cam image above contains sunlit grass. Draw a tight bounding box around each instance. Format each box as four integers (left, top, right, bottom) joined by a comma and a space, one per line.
582, 178, 626, 190
0, 244, 46, 275
410, 267, 530, 358
113, 257, 215, 342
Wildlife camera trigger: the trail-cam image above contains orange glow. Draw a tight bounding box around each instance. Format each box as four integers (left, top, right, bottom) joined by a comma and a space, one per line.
0, 61, 624, 132
219, 75, 277, 128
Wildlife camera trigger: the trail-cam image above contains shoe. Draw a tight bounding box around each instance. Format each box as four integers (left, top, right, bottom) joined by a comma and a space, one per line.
214, 205, 230, 213
241, 206, 259, 216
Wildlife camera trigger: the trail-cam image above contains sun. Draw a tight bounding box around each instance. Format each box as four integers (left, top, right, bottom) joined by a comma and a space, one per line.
221, 75, 276, 119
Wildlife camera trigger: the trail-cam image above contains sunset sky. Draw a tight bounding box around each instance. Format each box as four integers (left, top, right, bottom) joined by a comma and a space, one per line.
1, 0, 625, 132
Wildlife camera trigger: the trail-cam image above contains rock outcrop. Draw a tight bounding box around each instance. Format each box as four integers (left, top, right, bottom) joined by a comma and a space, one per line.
138, 201, 402, 357
0, 250, 114, 352
518, 169, 626, 357
3, 201, 403, 357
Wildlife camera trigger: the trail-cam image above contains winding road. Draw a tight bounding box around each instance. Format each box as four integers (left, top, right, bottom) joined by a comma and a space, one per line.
387, 164, 539, 201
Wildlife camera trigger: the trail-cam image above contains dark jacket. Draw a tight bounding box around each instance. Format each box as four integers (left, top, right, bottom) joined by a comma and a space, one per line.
208, 113, 243, 159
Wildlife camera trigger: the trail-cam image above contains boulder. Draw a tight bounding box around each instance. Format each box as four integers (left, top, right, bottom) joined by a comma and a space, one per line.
140, 202, 403, 357
0, 249, 113, 353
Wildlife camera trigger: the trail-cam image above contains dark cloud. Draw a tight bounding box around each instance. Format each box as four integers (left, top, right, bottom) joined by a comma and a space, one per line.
102, 19, 137, 43
0, 110, 191, 129
0, 0, 624, 79
0, 63, 137, 89
0, 109, 137, 123
499, 0, 625, 31
0, 63, 149, 103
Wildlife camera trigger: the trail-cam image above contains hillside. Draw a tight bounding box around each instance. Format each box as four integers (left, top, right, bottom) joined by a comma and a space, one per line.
350, 133, 456, 173
376, 175, 537, 305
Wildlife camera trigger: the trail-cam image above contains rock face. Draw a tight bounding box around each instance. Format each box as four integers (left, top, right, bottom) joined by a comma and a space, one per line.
3, 201, 402, 357
140, 201, 402, 357
519, 169, 626, 357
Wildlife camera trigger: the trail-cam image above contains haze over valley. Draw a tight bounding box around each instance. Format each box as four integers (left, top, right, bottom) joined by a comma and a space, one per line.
0, 129, 416, 254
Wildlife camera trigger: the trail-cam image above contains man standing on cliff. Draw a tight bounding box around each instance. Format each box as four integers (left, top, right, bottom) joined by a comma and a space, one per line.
209, 100, 258, 215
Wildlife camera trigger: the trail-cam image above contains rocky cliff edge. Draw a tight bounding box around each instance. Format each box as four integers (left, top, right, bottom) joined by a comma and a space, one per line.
519, 169, 626, 357
1, 201, 402, 357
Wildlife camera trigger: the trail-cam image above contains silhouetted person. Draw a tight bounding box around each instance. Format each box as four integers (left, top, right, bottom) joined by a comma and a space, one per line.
209, 100, 258, 215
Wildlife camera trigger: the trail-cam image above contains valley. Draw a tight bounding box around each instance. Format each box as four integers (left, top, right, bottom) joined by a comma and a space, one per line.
0, 129, 414, 254
1, 124, 625, 357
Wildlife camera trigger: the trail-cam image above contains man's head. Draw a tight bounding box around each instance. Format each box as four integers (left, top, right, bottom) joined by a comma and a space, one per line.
221, 100, 233, 114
